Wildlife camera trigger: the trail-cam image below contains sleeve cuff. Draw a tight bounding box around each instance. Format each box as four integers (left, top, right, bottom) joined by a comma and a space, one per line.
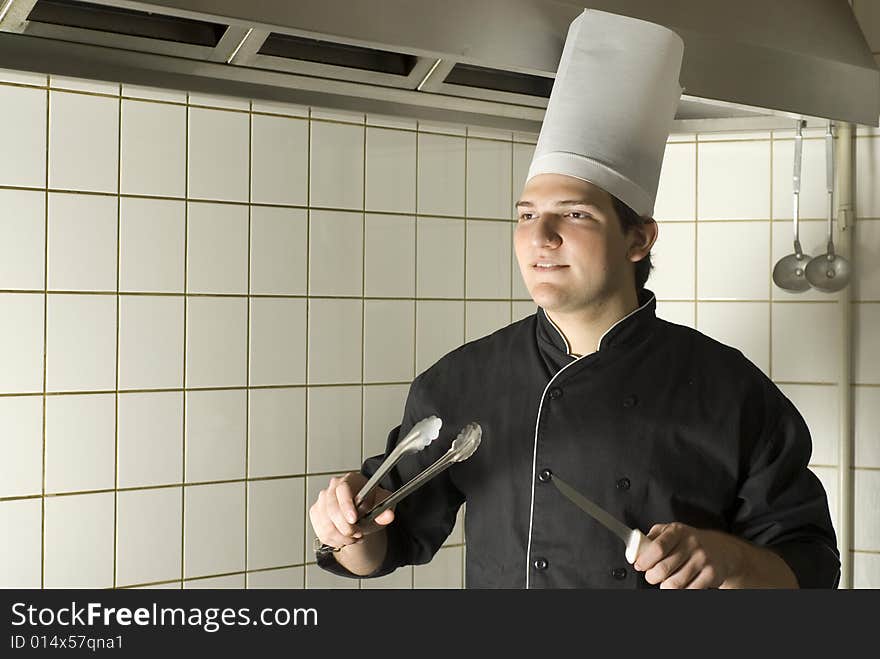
766, 538, 841, 589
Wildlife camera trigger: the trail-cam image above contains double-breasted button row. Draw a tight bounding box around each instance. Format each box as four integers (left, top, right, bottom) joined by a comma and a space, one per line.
611, 567, 628, 580
538, 468, 553, 483
533, 558, 549, 570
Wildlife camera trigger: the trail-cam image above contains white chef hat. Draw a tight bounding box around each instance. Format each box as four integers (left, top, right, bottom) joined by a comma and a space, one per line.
526, 9, 684, 217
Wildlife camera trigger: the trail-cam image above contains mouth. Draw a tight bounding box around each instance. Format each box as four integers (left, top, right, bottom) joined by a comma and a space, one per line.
531, 263, 569, 272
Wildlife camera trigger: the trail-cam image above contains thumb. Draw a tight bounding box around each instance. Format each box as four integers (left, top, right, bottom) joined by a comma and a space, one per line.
374, 508, 395, 526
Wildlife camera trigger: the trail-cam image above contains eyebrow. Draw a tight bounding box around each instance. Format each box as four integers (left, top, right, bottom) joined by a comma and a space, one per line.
515, 199, 602, 210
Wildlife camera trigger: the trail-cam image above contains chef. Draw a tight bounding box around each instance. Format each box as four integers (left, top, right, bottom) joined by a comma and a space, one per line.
309, 9, 839, 588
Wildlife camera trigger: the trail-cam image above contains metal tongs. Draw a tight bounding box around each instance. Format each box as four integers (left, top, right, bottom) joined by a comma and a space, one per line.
358, 421, 482, 524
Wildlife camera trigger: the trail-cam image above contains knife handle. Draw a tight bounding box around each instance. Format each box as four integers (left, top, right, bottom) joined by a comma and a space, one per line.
625, 529, 650, 565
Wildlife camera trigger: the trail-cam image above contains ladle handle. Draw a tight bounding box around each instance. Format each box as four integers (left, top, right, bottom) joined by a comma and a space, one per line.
792, 120, 805, 243
825, 121, 834, 244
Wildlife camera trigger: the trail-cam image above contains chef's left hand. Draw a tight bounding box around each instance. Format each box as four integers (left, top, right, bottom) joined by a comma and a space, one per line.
632, 522, 744, 589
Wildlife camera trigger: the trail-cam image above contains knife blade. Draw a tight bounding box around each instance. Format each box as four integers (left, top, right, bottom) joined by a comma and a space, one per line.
551, 473, 651, 564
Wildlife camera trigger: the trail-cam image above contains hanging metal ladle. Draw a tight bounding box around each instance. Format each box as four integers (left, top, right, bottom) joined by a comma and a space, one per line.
772, 120, 811, 292
805, 121, 851, 292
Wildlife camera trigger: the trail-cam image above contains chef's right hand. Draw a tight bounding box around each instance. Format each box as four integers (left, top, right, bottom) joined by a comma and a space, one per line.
309, 472, 395, 551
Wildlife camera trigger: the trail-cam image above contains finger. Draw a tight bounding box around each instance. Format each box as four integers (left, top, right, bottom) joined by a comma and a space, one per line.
310, 499, 355, 549
326, 499, 363, 540
644, 548, 690, 585
648, 524, 667, 540
335, 479, 359, 525
685, 565, 720, 590
374, 508, 395, 526
635, 524, 683, 572
659, 555, 702, 590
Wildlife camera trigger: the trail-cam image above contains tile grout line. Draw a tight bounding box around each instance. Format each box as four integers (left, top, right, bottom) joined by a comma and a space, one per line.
359, 113, 367, 590
40, 76, 49, 589
244, 100, 253, 587
411, 122, 419, 591
180, 92, 190, 588
113, 82, 122, 589
769, 130, 774, 381
303, 106, 312, 584
463, 131, 468, 367
694, 136, 699, 328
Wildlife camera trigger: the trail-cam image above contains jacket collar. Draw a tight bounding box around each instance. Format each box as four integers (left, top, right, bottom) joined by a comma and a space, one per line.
536, 288, 658, 361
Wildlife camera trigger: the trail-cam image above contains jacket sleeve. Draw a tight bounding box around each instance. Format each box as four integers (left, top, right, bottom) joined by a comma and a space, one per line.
729, 375, 840, 588
317, 372, 466, 580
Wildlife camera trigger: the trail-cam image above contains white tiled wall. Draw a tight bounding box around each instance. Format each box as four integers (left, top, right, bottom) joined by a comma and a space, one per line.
1, 67, 878, 589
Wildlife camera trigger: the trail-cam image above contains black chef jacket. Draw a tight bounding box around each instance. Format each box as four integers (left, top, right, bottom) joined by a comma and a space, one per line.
318, 288, 840, 588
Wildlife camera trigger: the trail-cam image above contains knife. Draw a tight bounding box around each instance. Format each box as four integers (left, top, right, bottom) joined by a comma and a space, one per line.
551, 473, 651, 564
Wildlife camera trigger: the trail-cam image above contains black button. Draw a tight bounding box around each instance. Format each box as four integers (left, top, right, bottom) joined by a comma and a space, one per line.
538, 469, 553, 483
616, 477, 631, 490
611, 567, 628, 580
548, 387, 563, 400
622, 394, 638, 408
534, 558, 549, 570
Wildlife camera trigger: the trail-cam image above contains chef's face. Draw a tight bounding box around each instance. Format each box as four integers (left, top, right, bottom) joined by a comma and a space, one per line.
513, 174, 656, 314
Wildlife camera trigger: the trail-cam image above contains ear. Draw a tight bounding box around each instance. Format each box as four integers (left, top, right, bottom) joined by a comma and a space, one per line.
627, 217, 658, 262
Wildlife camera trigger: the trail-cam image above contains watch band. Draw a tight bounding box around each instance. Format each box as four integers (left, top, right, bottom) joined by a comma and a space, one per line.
313, 537, 342, 556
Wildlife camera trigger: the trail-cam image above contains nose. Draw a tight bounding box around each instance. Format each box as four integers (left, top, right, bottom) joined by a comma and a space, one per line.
529, 216, 562, 249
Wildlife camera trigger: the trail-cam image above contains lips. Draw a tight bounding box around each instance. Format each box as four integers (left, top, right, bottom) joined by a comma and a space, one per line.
531, 263, 568, 271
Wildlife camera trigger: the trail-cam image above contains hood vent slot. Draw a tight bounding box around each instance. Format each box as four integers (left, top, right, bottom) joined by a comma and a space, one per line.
258, 32, 418, 76
444, 63, 553, 98
26, 0, 227, 47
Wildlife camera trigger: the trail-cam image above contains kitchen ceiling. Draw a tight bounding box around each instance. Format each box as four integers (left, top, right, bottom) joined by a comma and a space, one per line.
0, 0, 878, 131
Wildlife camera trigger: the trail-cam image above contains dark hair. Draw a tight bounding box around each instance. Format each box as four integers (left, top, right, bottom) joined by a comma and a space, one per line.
610, 195, 653, 293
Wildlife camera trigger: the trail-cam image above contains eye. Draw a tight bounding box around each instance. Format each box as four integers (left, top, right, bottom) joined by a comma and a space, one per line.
518, 213, 535, 221
567, 211, 593, 220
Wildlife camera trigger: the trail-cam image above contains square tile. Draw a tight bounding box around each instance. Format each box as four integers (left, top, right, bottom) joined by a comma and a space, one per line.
0, 293, 44, 393
187, 107, 249, 202
466, 220, 511, 299
251, 99, 308, 117
778, 384, 839, 466
308, 210, 363, 296
0, 498, 42, 588
855, 304, 880, 384
772, 137, 830, 220
188, 92, 248, 111
311, 108, 364, 123
0, 188, 45, 290
305, 477, 325, 558
47, 192, 117, 292
307, 298, 362, 384
183, 482, 245, 578
466, 138, 512, 219
132, 581, 181, 589
365, 127, 416, 213
117, 391, 183, 488
418, 120, 465, 136
418, 133, 465, 216
855, 137, 880, 219
699, 131, 771, 142
465, 301, 510, 342
185, 574, 245, 589
467, 127, 511, 140
771, 220, 842, 301
853, 552, 880, 589
417, 217, 464, 298
251, 114, 308, 205
513, 131, 539, 144
120, 99, 185, 197
49, 76, 118, 95
363, 300, 414, 383
655, 300, 695, 328
0, 68, 46, 86
445, 505, 466, 546
116, 488, 182, 587
512, 301, 537, 322
119, 197, 185, 293
185, 297, 247, 388
119, 295, 184, 389
305, 564, 359, 589
185, 389, 247, 483
364, 213, 415, 297
249, 298, 306, 386
697, 222, 769, 299
122, 84, 186, 103
853, 220, 880, 301
854, 470, 880, 551
310, 120, 364, 210
654, 142, 696, 221
186, 202, 248, 294
512, 143, 536, 217
250, 206, 307, 295
0, 395, 43, 498
855, 386, 880, 468
416, 300, 464, 375
771, 303, 840, 382
362, 384, 409, 460
247, 567, 304, 589
512, 228, 531, 298
696, 302, 770, 376
367, 114, 416, 130
697, 141, 770, 220
44, 492, 114, 588
413, 545, 462, 588
360, 566, 413, 589
248, 477, 305, 569
307, 385, 362, 474
45, 393, 115, 494
0, 85, 46, 188
248, 387, 306, 478
49, 91, 118, 193
648, 222, 695, 299
46, 294, 116, 392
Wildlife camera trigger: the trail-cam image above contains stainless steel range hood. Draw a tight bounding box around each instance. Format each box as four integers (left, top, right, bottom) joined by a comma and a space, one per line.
1, 0, 878, 131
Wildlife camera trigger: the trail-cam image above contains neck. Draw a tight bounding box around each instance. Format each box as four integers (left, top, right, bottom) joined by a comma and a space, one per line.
545, 287, 640, 357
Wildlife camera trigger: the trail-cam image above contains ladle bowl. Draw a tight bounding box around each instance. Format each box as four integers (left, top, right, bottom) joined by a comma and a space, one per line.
805, 249, 851, 292
772, 249, 811, 292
